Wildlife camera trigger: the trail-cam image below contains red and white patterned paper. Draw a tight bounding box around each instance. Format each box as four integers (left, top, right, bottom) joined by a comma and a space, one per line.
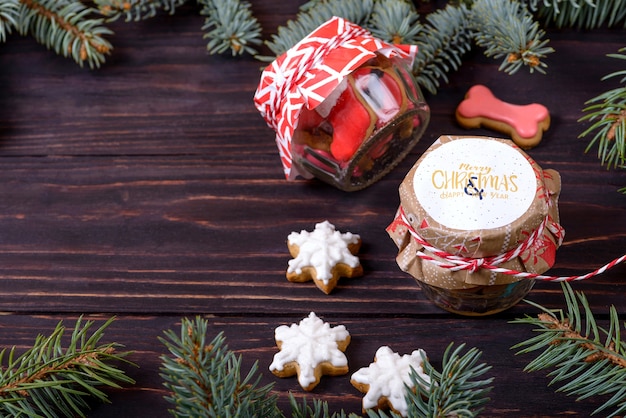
254, 16, 418, 179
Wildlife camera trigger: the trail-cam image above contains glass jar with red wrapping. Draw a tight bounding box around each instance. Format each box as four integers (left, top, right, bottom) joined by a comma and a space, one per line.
292, 53, 429, 191
254, 17, 430, 191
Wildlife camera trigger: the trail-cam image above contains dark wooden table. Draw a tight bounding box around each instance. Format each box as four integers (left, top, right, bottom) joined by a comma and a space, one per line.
0, 2, 624, 417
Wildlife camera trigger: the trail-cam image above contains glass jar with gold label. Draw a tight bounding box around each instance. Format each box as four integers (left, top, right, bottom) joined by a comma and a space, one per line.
387, 135, 564, 315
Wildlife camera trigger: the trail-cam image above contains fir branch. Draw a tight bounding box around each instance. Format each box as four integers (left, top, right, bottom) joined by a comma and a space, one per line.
413, 3, 473, 95
0, 0, 19, 42
470, 0, 554, 74
95, 0, 186, 22
289, 393, 352, 418
257, 0, 547, 93
367, 0, 422, 45
348, 344, 492, 417
0, 316, 135, 418
407, 343, 493, 418
159, 316, 281, 418
512, 282, 626, 416
579, 47, 626, 189
530, 0, 626, 29
161, 317, 492, 417
199, 0, 262, 56
17, 0, 113, 69
259, 0, 375, 61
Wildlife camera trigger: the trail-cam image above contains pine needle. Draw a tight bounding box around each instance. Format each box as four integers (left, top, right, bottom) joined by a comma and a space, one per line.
529, 0, 626, 29
512, 282, 626, 416
159, 316, 281, 417
17, 0, 113, 69
0, 316, 135, 418
199, 0, 262, 56
413, 3, 472, 94
95, 0, 186, 22
410, 344, 493, 418
368, 0, 422, 45
259, 0, 375, 61
579, 48, 626, 186
470, 0, 554, 75
0, 0, 19, 42
579, 47, 626, 193
160, 317, 493, 417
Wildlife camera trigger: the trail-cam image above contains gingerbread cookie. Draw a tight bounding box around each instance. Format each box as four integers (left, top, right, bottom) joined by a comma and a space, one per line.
351, 346, 431, 416
455, 84, 550, 149
286, 221, 363, 294
269, 312, 350, 391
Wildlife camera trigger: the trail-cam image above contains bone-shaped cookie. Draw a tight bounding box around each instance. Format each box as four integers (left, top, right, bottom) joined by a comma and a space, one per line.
455, 84, 550, 149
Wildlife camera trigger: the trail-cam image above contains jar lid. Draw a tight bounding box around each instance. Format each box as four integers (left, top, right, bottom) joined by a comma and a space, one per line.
253, 16, 418, 180
387, 135, 564, 288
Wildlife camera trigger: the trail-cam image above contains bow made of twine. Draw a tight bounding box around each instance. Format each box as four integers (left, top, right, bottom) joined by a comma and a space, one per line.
396, 206, 625, 282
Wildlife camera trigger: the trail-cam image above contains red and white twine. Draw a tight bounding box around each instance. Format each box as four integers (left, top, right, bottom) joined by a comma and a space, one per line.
396, 207, 625, 282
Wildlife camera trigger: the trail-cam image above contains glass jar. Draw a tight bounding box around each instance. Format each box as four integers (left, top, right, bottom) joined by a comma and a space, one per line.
387, 135, 564, 315
419, 280, 536, 316
291, 54, 430, 191
254, 16, 430, 192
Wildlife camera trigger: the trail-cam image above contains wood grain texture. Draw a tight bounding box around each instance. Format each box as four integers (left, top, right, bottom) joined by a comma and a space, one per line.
0, 2, 624, 416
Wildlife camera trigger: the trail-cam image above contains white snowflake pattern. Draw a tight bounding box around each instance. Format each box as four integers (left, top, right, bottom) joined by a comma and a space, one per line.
287, 220, 360, 284
269, 312, 350, 390
351, 346, 431, 417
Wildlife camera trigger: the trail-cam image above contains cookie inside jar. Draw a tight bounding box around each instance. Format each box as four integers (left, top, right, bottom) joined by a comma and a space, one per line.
292, 53, 430, 191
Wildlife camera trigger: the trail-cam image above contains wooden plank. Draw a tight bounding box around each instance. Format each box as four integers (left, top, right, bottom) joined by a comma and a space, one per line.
0, 152, 621, 314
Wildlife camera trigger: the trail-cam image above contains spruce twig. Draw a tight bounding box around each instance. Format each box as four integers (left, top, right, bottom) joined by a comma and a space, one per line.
407, 343, 493, 418
159, 316, 281, 417
529, 0, 626, 29
290, 344, 492, 417
0, 0, 558, 79
0, 316, 135, 417
579, 47, 626, 192
257, 0, 549, 92
368, 0, 422, 45
512, 282, 626, 416
470, 0, 554, 75
199, 0, 262, 56
259, 0, 375, 61
289, 393, 351, 418
16, 0, 113, 69
0, 0, 19, 42
160, 317, 492, 417
95, 0, 186, 22
413, 3, 472, 94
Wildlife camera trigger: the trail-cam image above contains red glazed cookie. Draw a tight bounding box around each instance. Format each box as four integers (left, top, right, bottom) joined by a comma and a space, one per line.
455, 84, 550, 149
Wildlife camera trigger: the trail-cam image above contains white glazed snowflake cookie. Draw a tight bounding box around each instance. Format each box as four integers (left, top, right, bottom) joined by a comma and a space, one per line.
351, 346, 431, 416
286, 221, 362, 294
269, 312, 351, 391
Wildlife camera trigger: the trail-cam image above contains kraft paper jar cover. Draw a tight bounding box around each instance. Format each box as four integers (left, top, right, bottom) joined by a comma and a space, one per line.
387, 135, 564, 289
